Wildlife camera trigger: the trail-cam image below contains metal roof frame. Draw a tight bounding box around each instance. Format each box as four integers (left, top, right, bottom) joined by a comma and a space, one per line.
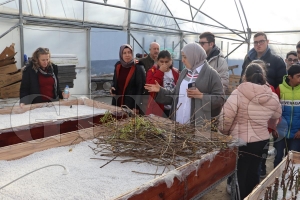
1, 0, 299, 68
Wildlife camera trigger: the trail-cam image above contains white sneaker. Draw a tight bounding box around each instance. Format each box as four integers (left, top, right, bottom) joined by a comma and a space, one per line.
226, 183, 231, 195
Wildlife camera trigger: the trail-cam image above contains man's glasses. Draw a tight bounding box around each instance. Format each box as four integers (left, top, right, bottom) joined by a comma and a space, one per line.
197, 41, 210, 46
254, 40, 266, 46
287, 58, 298, 62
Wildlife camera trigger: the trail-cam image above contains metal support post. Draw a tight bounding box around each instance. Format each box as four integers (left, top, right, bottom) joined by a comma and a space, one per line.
19, 0, 24, 67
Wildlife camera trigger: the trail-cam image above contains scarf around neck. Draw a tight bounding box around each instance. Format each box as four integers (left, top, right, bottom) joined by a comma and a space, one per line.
38, 64, 58, 100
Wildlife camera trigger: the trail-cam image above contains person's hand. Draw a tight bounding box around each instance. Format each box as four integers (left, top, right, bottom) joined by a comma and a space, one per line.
20, 103, 25, 108
294, 130, 300, 139
272, 130, 279, 138
158, 63, 169, 73
144, 80, 161, 93
110, 87, 116, 96
62, 92, 70, 99
187, 88, 203, 99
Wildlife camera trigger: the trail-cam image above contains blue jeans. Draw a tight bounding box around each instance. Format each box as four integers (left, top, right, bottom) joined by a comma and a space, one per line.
273, 137, 300, 168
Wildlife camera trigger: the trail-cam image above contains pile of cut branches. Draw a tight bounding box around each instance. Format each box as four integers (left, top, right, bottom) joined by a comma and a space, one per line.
90, 111, 233, 168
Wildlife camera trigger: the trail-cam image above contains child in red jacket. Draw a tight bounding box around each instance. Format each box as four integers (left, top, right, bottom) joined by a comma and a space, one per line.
146, 50, 179, 117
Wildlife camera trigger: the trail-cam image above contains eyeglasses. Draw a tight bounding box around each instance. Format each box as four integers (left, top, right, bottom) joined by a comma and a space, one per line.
254, 40, 266, 46
197, 41, 210, 46
287, 58, 299, 62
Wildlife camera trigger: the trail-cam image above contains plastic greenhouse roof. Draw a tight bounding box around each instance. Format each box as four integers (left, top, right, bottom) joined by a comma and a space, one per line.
0, 0, 299, 38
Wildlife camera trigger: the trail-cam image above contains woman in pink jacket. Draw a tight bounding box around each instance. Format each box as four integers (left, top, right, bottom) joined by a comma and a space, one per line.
218, 63, 282, 199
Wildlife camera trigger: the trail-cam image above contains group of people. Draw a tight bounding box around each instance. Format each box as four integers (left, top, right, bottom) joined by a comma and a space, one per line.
109, 32, 300, 199
18, 31, 300, 199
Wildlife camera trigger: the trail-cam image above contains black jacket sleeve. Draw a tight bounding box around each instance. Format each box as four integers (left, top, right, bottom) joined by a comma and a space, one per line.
111, 62, 119, 106
239, 55, 250, 83
134, 64, 146, 109
53, 64, 63, 99
274, 57, 286, 89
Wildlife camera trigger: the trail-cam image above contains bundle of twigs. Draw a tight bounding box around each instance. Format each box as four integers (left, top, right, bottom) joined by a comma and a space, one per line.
90, 111, 233, 168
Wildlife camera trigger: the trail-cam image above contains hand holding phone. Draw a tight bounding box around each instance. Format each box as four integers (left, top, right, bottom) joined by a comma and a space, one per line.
188, 82, 196, 90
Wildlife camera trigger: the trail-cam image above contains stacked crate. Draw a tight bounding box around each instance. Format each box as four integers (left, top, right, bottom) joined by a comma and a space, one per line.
0, 43, 22, 99
226, 65, 241, 95
51, 54, 77, 89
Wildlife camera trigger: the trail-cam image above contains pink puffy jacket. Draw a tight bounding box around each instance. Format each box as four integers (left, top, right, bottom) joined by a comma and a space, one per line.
218, 82, 282, 143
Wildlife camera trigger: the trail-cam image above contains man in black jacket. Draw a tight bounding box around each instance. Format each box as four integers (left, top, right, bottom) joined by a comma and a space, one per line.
240, 32, 286, 89
296, 41, 300, 62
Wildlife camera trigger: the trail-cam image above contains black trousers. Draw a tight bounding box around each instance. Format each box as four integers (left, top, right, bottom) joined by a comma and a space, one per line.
237, 140, 268, 199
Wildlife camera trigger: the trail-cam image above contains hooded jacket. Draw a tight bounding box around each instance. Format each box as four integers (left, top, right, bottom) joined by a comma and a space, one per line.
218, 82, 282, 143
207, 45, 229, 92
240, 47, 286, 89
276, 75, 300, 139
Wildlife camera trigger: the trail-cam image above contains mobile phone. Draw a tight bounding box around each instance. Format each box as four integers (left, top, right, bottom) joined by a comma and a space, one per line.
188, 82, 196, 90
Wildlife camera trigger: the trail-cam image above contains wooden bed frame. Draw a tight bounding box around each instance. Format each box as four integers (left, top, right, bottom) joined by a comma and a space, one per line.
0, 99, 238, 199
245, 151, 300, 200
0, 98, 124, 147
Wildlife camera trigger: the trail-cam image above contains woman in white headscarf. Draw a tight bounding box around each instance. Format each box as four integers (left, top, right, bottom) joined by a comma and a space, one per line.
145, 43, 224, 126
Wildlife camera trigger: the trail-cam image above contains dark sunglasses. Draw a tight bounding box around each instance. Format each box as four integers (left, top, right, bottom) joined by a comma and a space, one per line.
196, 41, 211, 46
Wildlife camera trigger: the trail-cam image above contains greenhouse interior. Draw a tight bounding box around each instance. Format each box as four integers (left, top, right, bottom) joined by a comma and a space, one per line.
0, 0, 300, 199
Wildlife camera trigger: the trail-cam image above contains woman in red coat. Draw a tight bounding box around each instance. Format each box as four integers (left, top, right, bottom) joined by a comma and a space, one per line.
146, 50, 179, 117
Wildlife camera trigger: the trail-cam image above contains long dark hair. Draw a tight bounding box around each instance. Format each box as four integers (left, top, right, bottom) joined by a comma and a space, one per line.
244, 63, 266, 85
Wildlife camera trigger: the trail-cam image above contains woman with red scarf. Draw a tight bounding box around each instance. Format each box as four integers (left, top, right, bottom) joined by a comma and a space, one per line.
110, 44, 146, 114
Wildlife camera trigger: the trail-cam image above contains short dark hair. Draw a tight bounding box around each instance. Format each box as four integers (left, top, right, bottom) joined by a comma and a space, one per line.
199, 32, 215, 43
288, 64, 300, 77
254, 32, 268, 40
286, 51, 297, 59
157, 50, 173, 69
296, 41, 300, 49
157, 50, 172, 60
245, 63, 266, 85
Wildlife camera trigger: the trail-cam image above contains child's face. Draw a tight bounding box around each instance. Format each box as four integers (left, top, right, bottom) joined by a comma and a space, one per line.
288, 73, 300, 87
158, 57, 171, 68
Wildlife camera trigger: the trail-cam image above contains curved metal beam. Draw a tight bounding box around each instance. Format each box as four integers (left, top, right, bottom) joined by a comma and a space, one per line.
74, 0, 244, 32
234, 0, 246, 38
131, 22, 245, 42
161, 0, 180, 30
180, 0, 246, 40
193, 0, 206, 20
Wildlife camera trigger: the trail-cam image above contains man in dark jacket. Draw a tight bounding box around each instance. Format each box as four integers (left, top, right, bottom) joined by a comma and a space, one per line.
138, 42, 160, 114
240, 32, 286, 89
139, 42, 160, 72
296, 41, 300, 62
